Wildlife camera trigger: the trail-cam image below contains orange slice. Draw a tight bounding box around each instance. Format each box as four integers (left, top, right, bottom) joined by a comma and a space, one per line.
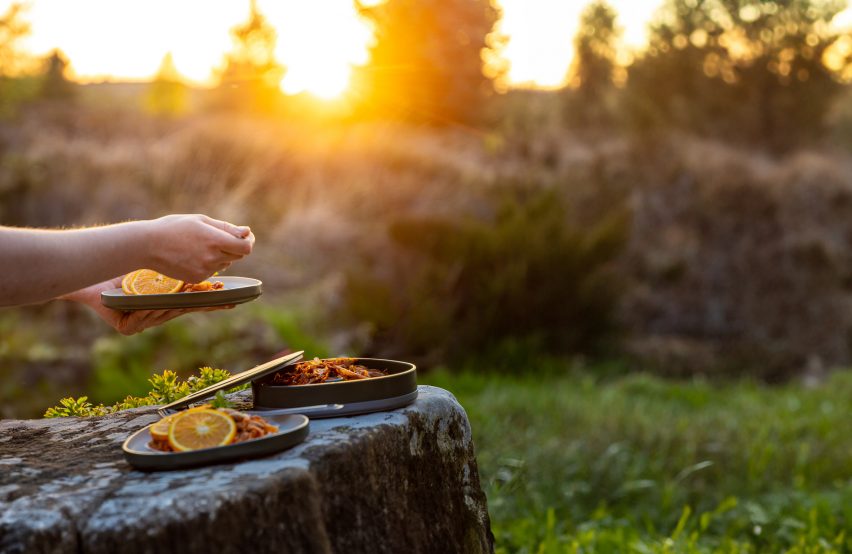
149, 412, 180, 441
167, 408, 236, 451
130, 269, 184, 295
121, 270, 140, 295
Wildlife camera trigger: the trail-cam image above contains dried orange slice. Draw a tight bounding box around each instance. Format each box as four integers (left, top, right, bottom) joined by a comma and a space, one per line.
130, 269, 184, 295
121, 270, 140, 295
149, 412, 180, 441
167, 408, 236, 451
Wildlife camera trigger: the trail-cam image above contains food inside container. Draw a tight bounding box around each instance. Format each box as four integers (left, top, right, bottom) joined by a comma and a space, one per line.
270, 357, 389, 385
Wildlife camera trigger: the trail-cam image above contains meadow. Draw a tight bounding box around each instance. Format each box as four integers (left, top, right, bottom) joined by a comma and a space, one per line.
3, 99, 852, 552
4, 0, 852, 550
426, 367, 852, 553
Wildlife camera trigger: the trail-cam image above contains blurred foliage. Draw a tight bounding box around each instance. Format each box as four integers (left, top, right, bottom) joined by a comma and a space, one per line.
353, 0, 502, 124
424, 367, 852, 552
144, 53, 187, 117
38, 49, 75, 102
87, 305, 322, 405
342, 188, 628, 365
627, 0, 849, 152
211, 0, 284, 114
0, 300, 328, 419
44, 367, 244, 418
564, 0, 621, 128
0, 2, 35, 117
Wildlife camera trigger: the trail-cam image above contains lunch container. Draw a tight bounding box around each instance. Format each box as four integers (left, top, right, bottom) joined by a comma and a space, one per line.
122, 351, 309, 471
251, 357, 418, 419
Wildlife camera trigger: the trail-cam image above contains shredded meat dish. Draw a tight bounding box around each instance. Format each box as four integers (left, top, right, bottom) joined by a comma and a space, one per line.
271, 357, 387, 386
148, 408, 278, 452
181, 280, 225, 292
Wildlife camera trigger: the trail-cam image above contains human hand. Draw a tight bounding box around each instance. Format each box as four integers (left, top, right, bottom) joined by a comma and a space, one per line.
62, 276, 234, 336
143, 214, 255, 283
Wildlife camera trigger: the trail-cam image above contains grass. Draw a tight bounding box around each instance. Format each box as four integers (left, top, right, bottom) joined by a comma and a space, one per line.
422, 366, 852, 553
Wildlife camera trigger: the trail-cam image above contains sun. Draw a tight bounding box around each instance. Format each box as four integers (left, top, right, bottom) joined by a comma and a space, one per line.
281, 66, 351, 99
260, 0, 372, 99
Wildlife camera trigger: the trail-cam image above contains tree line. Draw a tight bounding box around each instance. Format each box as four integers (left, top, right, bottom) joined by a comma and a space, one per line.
1, 0, 850, 151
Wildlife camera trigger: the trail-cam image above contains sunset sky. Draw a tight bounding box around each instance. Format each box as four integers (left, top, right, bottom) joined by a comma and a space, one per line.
5, 0, 852, 97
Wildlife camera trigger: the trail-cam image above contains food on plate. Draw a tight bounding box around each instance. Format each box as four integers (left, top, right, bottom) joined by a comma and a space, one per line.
148, 407, 278, 452
181, 280, 225, 292
125, 269, 184, 294
121, 270, 139, 294
149, 412, 180, 442
271, 357, 387, 386
121, 269, 224, 295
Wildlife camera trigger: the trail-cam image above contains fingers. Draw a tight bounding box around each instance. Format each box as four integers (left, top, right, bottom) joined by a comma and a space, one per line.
200, 215, 251, 239
145, 309, 187, 327
216, 231, 253, 257
113, 305, 237, 335
197, 215, 253, 256
116, 309, 186, 335
217, 252, 245, 262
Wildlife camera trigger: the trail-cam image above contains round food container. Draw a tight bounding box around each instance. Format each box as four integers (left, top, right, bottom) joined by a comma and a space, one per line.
251, 358, 417, 418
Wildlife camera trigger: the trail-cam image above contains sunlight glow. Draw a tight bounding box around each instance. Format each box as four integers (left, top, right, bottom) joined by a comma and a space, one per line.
496, 0, 659, 88
258, 0, 372, 98
6, 0, 852, 95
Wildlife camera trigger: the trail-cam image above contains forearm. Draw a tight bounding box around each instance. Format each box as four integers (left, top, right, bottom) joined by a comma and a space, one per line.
0, 221, 154, 307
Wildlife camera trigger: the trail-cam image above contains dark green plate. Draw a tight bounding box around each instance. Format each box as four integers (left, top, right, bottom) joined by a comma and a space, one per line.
122, 412, 308, 471
101, 276, 262, 311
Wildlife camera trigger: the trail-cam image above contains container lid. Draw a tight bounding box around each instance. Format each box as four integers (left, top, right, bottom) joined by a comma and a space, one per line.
158, 351, 304, 416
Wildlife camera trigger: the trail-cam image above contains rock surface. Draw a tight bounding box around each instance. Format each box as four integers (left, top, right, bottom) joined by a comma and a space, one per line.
0, 386, 493, 554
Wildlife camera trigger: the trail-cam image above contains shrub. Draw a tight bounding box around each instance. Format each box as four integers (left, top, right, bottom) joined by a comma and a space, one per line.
341, 187, 628, 365
44, 367, 243, 418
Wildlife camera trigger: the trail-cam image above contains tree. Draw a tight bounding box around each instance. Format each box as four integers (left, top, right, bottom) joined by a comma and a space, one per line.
212, 0, 284, 114
145, 53, 187, 117
39, 49, 75, 101
627, 0, 850, 152
565, 0, 621, 127
0, 2, 37, 116
352, 0, 502, 124
0, 2, 29, 73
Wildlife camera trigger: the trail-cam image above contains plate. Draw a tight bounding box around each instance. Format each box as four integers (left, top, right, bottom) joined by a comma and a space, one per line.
122, 412, 309, 471
101, 276, 262, 311
251, 358, 418, 418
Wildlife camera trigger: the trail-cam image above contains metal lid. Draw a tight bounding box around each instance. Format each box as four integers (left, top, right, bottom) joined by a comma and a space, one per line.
158, 351, 304, 416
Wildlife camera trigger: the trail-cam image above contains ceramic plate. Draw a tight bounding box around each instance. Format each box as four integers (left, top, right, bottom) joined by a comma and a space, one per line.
122, 412, 308, 471
101, 276, 262, 311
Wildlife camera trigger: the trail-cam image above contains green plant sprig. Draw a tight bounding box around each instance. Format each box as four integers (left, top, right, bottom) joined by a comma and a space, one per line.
44, 366, 245, 418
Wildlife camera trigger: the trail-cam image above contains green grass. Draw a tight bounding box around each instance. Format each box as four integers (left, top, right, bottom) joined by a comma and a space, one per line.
422, 367, 852, 553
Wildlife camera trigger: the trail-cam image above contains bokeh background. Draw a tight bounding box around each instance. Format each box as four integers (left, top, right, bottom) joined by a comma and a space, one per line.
2, 0, 852, 551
